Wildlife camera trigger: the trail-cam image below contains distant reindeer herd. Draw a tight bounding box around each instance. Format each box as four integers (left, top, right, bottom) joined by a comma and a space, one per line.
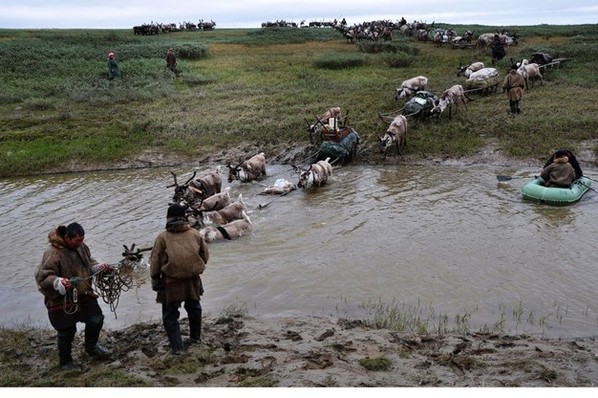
132, 19, 216, 35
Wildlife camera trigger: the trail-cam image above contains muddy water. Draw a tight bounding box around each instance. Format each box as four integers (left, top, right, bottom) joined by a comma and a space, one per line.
2, 163, 597, 338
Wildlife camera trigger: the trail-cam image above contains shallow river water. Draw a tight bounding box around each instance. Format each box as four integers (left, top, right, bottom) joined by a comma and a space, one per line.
2, 162, 597, 338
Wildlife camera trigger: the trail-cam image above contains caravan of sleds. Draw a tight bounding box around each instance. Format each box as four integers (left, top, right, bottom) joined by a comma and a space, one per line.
378, 49, 570, 149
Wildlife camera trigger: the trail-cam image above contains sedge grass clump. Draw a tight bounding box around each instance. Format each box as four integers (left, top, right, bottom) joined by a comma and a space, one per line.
359, 356, 392, 371
356, 41, 419, 55
313, 52, 366, 69
381, 52, 416, 68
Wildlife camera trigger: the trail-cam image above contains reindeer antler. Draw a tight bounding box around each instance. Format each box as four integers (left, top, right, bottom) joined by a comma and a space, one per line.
183, 170, 198, 186
166, 171, 179, 188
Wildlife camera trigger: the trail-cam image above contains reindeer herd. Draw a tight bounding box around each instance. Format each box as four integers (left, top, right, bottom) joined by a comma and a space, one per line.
167, 147, 334, 244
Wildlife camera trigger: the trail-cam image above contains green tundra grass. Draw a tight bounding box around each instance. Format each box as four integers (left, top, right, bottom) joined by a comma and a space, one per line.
0, 24, 597, 177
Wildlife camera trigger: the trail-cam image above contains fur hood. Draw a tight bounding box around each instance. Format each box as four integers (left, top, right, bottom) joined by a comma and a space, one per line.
47, 226, 67, 249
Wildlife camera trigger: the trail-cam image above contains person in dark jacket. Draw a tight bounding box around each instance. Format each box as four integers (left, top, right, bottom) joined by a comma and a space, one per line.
35, 223, 112, 370
491, 34, 506, 64
107, 52, 119, 79
540, 152, 576, 187
543, 149, 583, 180
150, 204, 209, 355
166, 48, 177, 74
502, 64, 525, 114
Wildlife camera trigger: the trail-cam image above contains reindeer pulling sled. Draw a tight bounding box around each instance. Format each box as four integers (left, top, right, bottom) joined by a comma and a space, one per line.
380, 90, 440, 123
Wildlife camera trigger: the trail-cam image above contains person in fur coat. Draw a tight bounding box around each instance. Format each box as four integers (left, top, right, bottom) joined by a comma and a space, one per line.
540, 152, 576, 187
35, 222, 112, 370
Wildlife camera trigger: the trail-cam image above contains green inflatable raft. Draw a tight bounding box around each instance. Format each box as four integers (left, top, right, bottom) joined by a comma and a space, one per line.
520, 176, 592, 204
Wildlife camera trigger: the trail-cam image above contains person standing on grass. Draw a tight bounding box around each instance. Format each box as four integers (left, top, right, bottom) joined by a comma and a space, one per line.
35, 222, 113, 371
107, 52, 119, 80
166, 48, 177, 74
150, 204, 209, 355
502, 64, 525, 115
491, 34, 506, 64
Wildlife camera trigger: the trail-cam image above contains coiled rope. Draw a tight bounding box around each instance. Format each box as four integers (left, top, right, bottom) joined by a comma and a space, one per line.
62, 244, 151, 318
93, 258, 138, 318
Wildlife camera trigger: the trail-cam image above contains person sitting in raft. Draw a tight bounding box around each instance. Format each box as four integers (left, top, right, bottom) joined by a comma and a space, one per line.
540, 151, 576, 188
543, 149, 583, 180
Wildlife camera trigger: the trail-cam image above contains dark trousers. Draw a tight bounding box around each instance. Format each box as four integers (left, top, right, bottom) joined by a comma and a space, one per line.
509, 100, 520, 114
162, 299, 202, 351
50, 298, 104, 365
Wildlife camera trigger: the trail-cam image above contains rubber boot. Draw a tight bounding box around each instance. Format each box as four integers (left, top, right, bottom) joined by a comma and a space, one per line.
84, 314, 111, 359
185, 300, 202, 344
166, 326, 185, 354
163, 303, 185, 354
58, 327, 80, 370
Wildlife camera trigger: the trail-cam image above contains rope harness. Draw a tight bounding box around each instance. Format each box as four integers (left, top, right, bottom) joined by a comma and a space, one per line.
61, 244, 151, 318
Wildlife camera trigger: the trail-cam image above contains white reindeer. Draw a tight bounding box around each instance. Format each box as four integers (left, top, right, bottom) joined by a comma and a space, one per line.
432, 84, 472, 119
297, 157, 333, 189
457, 62, 485, 78
516, 59, 544, 89
395, 76, 428, 100
198, 211, 253, 242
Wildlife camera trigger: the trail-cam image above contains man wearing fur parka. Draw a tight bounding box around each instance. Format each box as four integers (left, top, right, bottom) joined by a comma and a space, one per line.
150, 203, 209, 355
502, 65, 525, 114
35, 222, 112, 370
540, 153, 576, 187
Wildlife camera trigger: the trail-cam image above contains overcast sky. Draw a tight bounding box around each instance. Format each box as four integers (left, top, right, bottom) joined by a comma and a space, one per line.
0, 1, 596, 29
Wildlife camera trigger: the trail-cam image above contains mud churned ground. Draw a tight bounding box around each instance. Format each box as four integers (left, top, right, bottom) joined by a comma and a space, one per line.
5, 314, 598, 388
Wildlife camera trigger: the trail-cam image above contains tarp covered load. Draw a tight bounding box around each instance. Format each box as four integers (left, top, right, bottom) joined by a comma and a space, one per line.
319, 128, 360, 163
465, 69, 500, 91
402, 91, 438, 119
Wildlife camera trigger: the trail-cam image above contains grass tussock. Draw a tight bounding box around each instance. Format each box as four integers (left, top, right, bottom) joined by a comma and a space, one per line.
0, 25, 597, 176
359, 356, 393, 371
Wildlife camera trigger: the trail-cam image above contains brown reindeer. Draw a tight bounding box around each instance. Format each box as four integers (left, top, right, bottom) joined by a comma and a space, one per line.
169, 169, 222, 205
379, 115, 408, 157
201, 194, 247, 226
227, 152, 267, 183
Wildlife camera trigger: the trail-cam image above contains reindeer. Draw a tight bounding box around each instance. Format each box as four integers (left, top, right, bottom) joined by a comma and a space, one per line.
198, 211, 253, 242
297, 157, 333, 189
457, 62, 484, 78
193, 188, 231, 212
395, 76, 428, 100
379, 115, 408, 157
515, 58, 544, 89
431, 84, 472, 119
201, 194, 247, 226
169, 169, 222, 206
227, 152, 267, 183
261, 179, 297, 195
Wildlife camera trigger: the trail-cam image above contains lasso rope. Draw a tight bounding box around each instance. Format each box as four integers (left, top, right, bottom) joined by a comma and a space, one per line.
62, 244, 151, 318
93, 259, 137, 318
